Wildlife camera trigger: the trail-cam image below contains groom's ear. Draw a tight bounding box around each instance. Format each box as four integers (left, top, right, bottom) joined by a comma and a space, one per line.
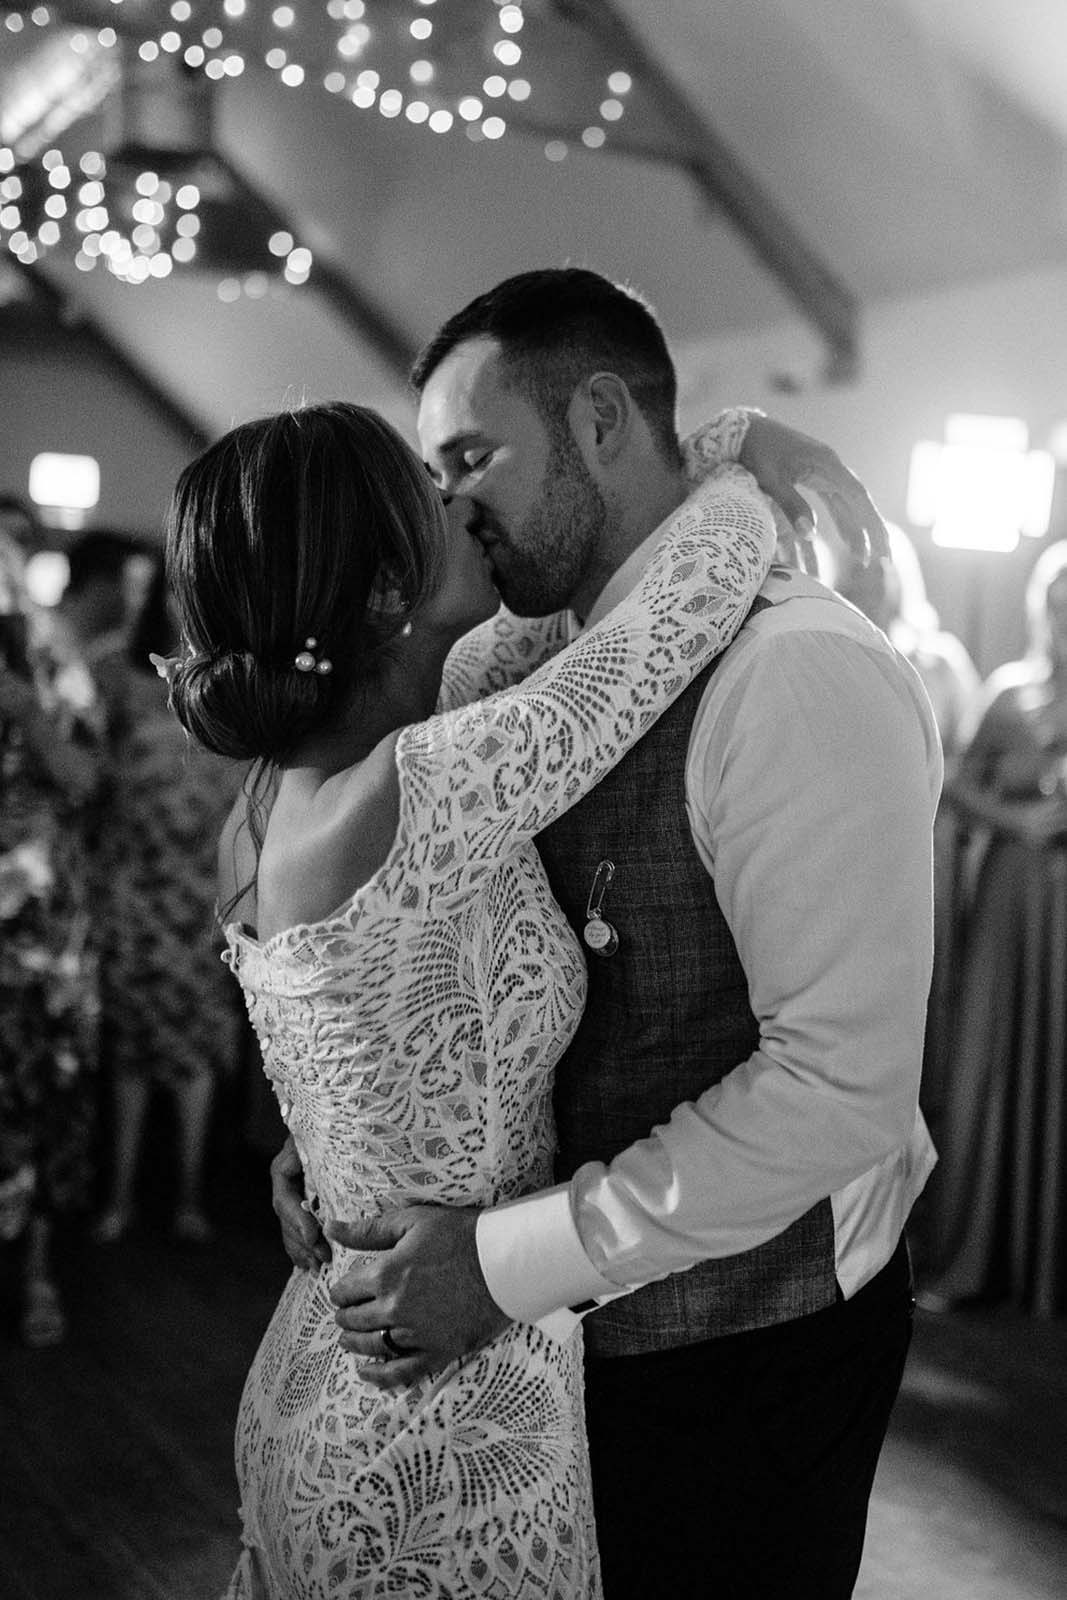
570, 372, 632, 465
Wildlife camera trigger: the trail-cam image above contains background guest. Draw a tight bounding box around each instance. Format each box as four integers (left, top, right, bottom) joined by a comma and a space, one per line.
924, 540, 1067, 1315
45, 529, 144, 671
831, 522, 981, 762
92, 558, 245, 1246
0, 504, 103, 1346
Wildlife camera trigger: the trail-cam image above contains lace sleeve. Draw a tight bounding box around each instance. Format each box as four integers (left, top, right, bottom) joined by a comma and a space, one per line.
378, 465, 775, 916
436, 609, 571, 712
681, 407, 761, 482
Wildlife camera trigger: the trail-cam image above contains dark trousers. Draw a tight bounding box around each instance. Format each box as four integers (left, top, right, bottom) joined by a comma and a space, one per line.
584, 1238, 914, 1600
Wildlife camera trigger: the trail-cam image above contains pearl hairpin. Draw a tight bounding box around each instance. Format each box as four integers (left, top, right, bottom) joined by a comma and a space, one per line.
294, 637, 332, 675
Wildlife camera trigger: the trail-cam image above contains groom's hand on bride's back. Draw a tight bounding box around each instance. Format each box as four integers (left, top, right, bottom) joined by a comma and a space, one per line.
326, 1207, 511, 1391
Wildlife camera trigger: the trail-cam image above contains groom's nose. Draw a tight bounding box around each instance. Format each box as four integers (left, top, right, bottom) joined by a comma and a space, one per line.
443, 493, 478, 537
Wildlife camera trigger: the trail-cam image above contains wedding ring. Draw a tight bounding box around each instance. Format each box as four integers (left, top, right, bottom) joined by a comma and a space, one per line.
379, 1327, 406, 1360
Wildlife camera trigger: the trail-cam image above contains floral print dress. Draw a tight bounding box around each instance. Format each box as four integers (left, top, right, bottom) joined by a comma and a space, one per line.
0, 536, 103, 1238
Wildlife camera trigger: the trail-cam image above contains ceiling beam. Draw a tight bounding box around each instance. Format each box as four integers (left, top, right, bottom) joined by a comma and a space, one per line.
11, 259, 213, 452
555, 0, 860, 382
211, 152, 420, 381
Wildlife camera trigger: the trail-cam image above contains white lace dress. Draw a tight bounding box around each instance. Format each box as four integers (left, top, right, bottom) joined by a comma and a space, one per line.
220, 445, 775, 1599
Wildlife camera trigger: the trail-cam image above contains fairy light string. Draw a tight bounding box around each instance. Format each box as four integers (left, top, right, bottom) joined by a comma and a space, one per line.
0, 1, 637, 289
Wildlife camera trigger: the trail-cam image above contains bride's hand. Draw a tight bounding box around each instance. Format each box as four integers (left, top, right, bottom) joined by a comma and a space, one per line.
738, 416, 890, 574
271, 1135, 331, 1272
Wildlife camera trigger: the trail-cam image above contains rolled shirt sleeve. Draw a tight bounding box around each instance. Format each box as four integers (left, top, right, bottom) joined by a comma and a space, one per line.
477, 581, 943, 1324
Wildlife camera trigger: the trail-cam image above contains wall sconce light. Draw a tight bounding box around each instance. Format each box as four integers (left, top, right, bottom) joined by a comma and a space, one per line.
28, 451, 100, 529
907, 414, 1055, 553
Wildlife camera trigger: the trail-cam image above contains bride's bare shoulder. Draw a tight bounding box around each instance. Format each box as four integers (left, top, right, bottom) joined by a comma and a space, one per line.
251, 734, 402, 941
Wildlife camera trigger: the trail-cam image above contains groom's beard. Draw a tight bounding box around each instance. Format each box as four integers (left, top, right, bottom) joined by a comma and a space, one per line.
483, 428, 609, 617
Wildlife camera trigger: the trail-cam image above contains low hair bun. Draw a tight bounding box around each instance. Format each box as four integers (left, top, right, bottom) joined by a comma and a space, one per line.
169, 648, 331, 763
165, 401, 449, 768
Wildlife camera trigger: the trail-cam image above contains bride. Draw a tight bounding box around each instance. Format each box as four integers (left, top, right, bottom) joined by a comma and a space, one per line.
163, 398, 776, 1596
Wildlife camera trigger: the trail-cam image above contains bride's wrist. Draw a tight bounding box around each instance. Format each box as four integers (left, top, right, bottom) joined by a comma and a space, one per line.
681, 407, 766, 482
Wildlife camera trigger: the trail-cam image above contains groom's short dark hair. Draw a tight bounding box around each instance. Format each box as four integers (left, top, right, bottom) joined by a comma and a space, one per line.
411, 267, 680, 463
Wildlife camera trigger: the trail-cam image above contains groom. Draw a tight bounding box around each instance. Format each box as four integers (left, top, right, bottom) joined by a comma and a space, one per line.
272, 268, 940, 1598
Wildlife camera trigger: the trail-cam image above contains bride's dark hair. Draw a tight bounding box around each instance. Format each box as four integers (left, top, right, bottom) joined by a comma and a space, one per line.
164, 401, 446, 764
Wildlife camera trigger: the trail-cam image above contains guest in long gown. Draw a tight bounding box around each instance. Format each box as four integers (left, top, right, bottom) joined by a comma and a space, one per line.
92, 558, 245, 1244
0, 514, 103, 1346
162, 398, 777, 1597
925, 539, 1067, 1315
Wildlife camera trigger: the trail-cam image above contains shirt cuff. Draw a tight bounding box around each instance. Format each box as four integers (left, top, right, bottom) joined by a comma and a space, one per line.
476, 1182, 622, 1326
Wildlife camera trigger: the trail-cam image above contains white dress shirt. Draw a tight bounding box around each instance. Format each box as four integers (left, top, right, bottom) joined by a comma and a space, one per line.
476, 551, 942, 1330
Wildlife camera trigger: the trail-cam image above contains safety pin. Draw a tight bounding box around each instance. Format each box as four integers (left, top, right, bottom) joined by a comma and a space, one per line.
583, 858, 619, 958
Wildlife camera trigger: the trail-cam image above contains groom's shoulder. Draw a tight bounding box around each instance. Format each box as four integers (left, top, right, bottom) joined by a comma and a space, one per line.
746, 565, 859, 628
728, 566, 890, 654
705, 564, 914, 712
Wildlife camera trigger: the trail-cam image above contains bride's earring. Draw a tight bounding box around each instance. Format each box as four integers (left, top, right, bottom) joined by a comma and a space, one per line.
400, 621, 413, 638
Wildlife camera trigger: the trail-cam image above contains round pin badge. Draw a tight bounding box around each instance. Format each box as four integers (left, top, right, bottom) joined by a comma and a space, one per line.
583, 915, 619, 957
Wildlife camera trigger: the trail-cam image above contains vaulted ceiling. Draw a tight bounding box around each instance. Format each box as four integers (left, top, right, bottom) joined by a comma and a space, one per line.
2, 0, 1066, 446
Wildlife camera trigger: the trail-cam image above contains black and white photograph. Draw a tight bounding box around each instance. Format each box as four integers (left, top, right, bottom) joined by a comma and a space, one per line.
1, 3, 1065, 1596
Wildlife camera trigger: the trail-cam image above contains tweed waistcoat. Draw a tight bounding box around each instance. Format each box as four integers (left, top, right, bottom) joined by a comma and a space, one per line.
536, 606, 837, 1357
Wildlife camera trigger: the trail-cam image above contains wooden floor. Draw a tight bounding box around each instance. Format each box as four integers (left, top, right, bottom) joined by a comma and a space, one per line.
2, 1153, 1065, 1600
